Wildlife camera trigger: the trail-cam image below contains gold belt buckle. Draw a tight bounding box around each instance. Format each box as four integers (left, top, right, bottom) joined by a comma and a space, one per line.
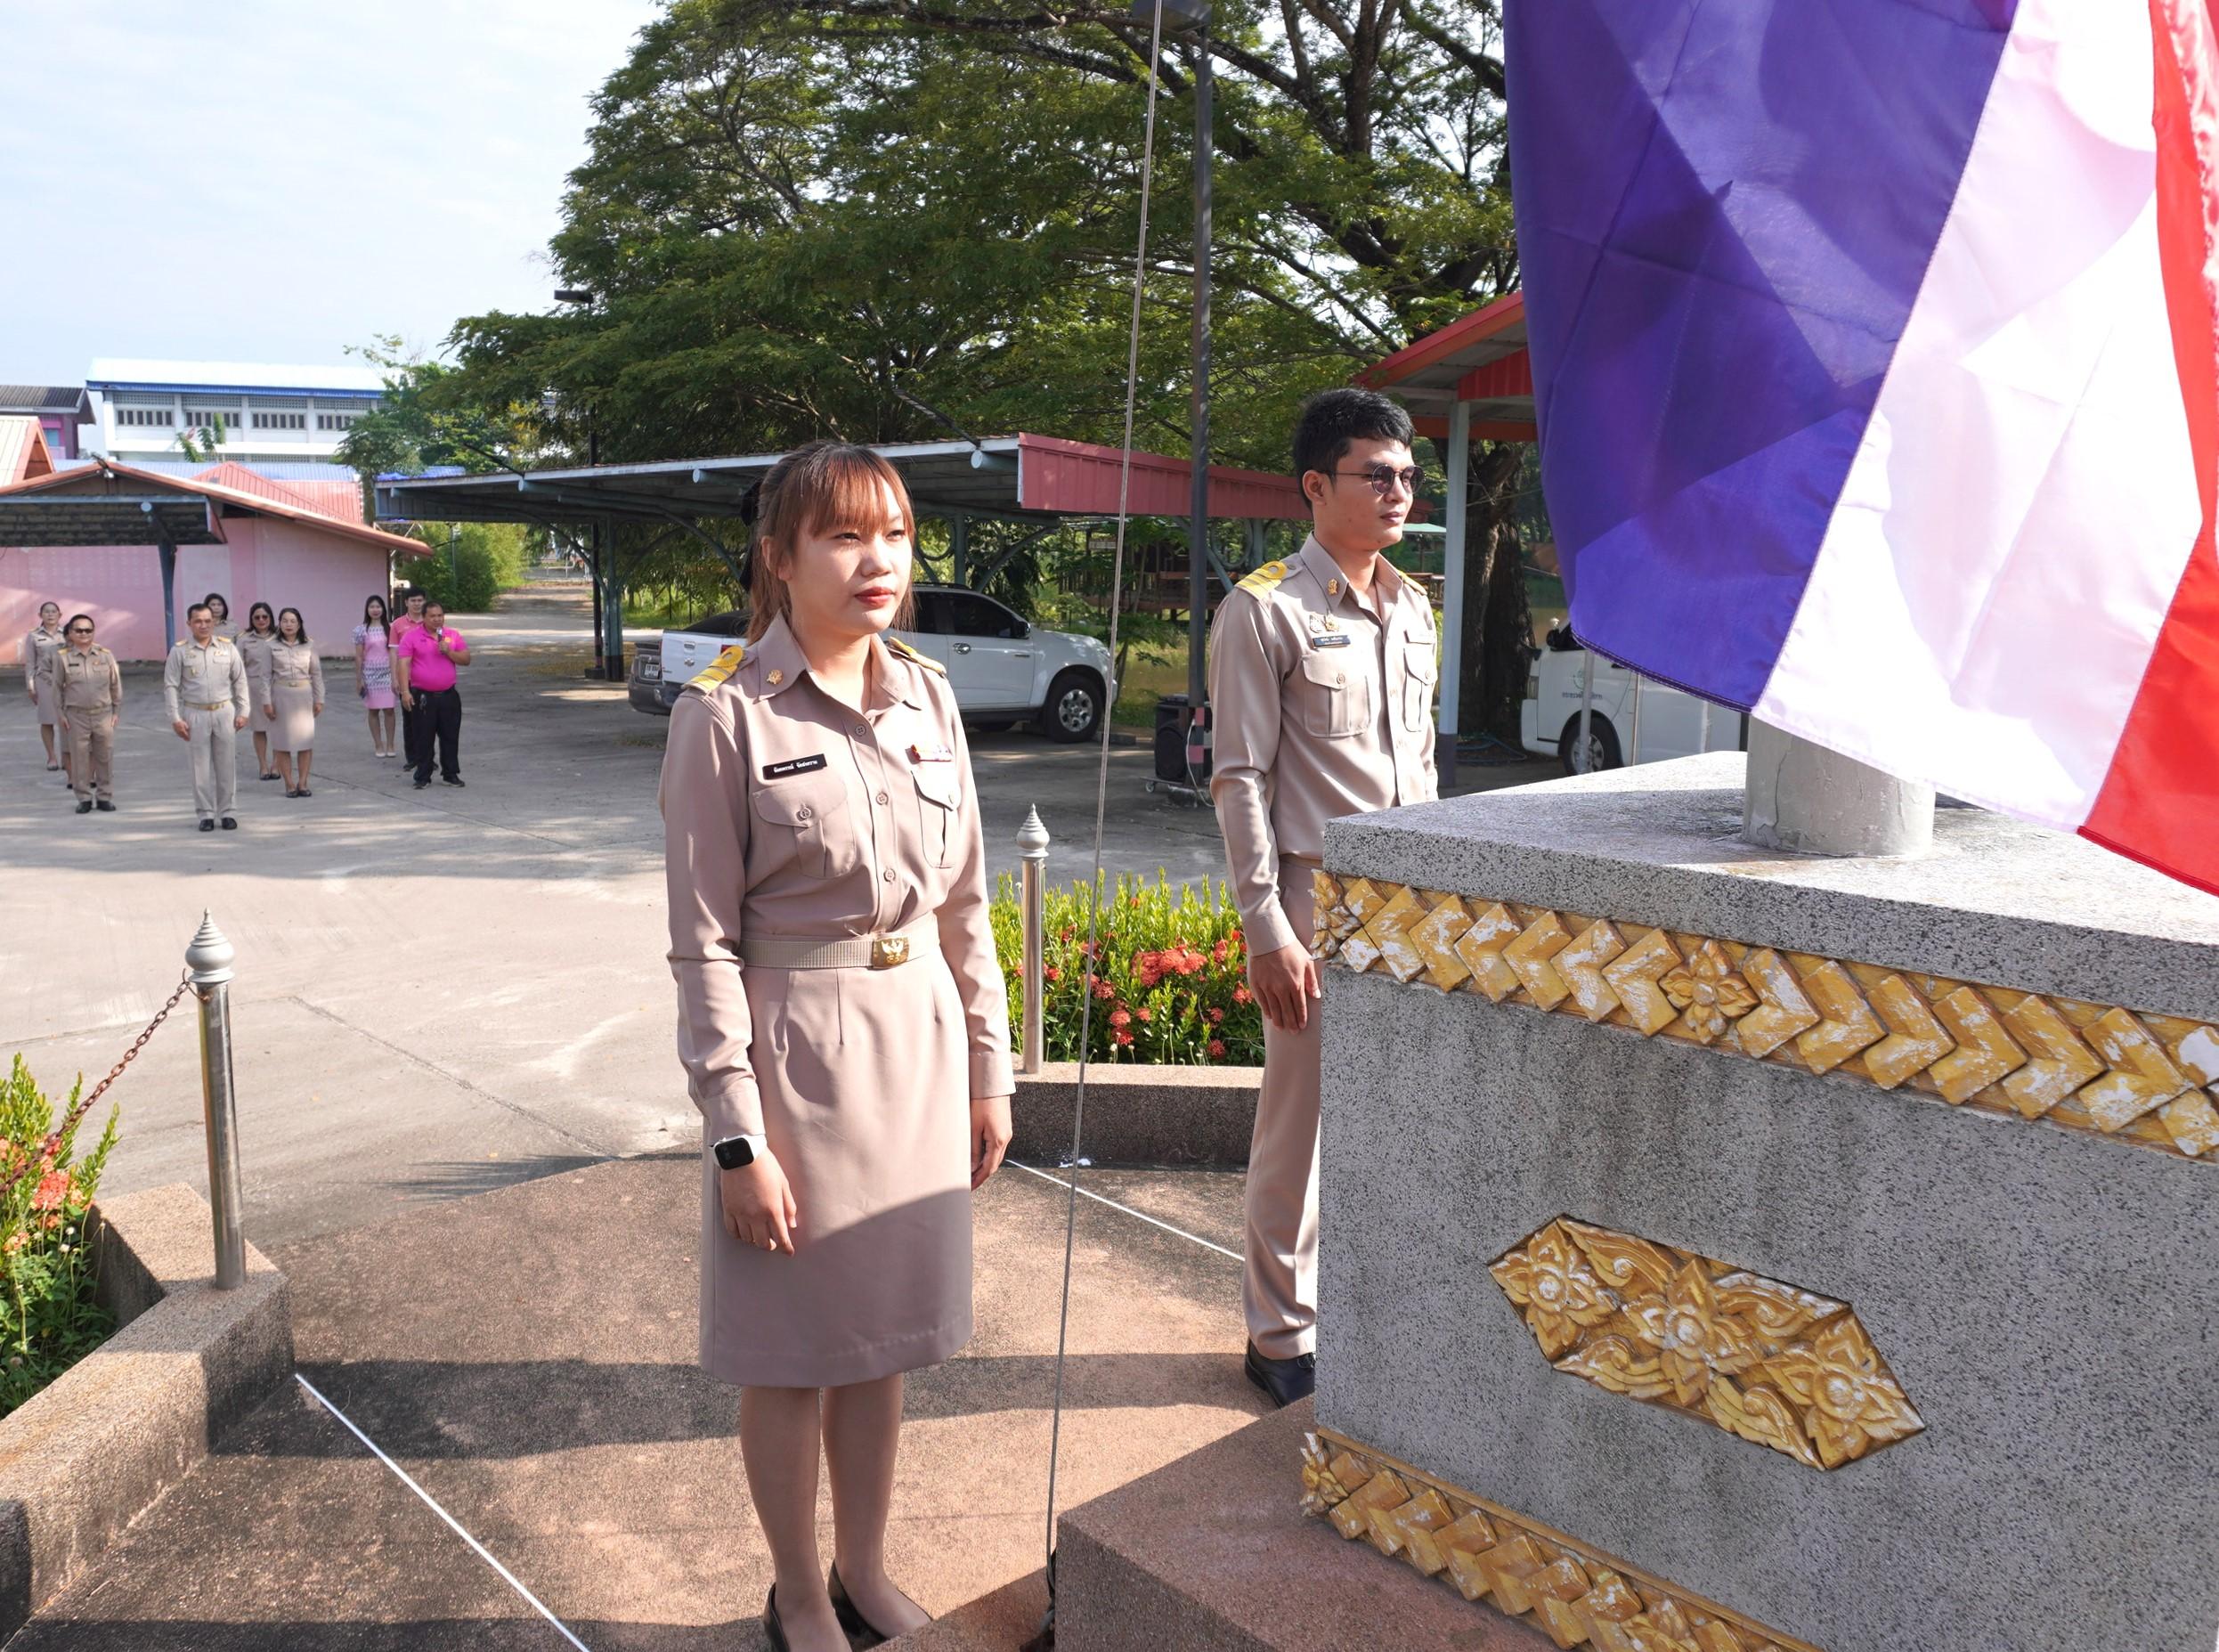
869, 935, 910, 970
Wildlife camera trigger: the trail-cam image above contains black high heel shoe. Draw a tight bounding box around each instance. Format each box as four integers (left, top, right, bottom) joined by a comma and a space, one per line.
764, 1585, 792, 1652
828, 1565, 891, 1648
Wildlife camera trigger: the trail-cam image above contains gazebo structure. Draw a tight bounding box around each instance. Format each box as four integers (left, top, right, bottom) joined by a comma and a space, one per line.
374, 433, 1314, 682
1353, 289, 1535, 779
0, 459, 427, 663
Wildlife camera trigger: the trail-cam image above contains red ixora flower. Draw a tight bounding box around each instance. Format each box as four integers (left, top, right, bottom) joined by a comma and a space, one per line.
1232, 985, 1253, 1005
1109, 1009, 1132, 1029
30, 1170, 71, 1213
1208, 1039, 1227, 1058
1208, 1007, 1225, 1024
1135, 1007, 1151, 1022
1044, 967, 1062, 982
1115, 1030, 1135, 1046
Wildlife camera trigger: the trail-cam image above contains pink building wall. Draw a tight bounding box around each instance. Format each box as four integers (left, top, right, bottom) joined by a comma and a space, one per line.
2, 520, 408, 664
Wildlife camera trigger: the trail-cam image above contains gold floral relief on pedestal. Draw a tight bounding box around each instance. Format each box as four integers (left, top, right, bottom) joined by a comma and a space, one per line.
1489, 1219, 1920, 1471
1309, 872, 2219, 1166
1301, 1428, 1824, 1652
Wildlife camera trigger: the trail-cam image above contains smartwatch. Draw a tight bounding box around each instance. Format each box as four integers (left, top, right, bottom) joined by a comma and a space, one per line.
712, 1133, 769, 1171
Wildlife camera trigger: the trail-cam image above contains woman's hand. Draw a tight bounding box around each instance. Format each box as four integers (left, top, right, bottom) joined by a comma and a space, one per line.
719, 1154, 800, 1254
971, 1095, 1013, 1189
262, 704, 274, 720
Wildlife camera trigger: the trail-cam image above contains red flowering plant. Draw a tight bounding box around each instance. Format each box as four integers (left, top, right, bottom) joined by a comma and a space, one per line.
991, 873, 1264, 1065
0, 1056, 120, 1416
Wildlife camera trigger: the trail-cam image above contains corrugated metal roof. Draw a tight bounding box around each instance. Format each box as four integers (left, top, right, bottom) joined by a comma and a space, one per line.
0, 458, 426, 557
190, 464, 365, 526
86, 359, 387, 395
0, 386, 93, 416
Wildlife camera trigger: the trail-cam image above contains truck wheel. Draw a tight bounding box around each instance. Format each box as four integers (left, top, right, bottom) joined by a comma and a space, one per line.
1038, 671, 1104, 743
1557, 712, 1622, 775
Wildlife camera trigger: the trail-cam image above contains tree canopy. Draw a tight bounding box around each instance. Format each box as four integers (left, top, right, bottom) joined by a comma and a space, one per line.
438, 0, 1511, 475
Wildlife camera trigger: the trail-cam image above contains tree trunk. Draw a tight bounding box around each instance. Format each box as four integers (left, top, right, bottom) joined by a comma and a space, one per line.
1455, 442, 1534, 743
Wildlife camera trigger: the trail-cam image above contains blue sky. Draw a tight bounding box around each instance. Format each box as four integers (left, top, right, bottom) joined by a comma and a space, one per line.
1, 2, 664, 386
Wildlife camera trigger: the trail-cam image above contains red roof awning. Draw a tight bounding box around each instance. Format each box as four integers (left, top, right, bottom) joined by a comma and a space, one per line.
1354, 289, 1536, 443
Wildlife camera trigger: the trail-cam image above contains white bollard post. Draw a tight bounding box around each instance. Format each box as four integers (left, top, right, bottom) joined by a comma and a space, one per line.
1017, 806, 1051, 1074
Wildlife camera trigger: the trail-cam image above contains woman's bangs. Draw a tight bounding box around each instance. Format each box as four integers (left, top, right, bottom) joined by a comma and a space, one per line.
797, 449, 914, 543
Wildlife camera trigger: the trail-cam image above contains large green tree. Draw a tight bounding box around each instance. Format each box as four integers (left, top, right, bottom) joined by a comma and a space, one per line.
440, 0, 1529, 728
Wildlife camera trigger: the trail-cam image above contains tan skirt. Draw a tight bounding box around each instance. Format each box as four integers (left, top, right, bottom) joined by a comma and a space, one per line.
32, 674, 59, 728
699, 951, 973, 1388
271, 680, 318, 753
247, 682, 275, 736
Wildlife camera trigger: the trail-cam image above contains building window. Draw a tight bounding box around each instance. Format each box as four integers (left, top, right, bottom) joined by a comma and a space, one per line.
116, 407, 175, 427
252, 411, 307, 430
316, 412, 358, 431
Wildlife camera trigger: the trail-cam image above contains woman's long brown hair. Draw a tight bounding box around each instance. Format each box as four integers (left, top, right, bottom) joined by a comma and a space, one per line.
745, 441, 917, 643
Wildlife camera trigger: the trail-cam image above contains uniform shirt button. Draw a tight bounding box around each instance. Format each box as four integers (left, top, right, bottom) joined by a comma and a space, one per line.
875, 791, 890, 805
796, 804, 812, 820
882, 868, 896, 883
852, 724, 868, 739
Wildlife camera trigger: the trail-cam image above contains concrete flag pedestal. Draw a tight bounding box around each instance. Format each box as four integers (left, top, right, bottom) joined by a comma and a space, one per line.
1052, 753, 2219, 1652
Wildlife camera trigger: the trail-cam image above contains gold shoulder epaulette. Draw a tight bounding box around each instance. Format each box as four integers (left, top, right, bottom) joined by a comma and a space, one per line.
884, 636, 946, 675
689, 644, 746, 689
1237, 559, 1290, 598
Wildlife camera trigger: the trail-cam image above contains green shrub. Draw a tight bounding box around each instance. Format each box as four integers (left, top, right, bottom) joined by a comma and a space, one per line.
0, 1057, 119, 1418
990, 873, 1263, 1066
401, 523, 529, 614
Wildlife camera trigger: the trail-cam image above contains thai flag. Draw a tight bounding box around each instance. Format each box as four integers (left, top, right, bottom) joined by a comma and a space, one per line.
1507, 0, 2219, 894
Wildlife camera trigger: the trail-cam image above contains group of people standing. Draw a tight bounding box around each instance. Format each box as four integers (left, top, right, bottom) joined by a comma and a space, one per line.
21, 583, 472, 829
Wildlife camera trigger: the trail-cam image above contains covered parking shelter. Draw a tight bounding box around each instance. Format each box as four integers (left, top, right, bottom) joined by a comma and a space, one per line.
374, 432, 1313, 682
1353, 289, 1535, 783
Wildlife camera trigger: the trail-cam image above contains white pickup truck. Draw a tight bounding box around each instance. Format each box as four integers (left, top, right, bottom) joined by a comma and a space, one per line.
1521, 625, 1744, 771
631, 583, 1116, 742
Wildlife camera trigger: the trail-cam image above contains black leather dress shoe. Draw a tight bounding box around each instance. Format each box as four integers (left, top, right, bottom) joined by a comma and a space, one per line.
198, 819, 215, 832
76, 800, 92, 814
1244, 1340, 1316, 1409
220, 817, 238, 830
95, 801, 115, 812
763, 1585, 791, 1652
829, 1564, 891, 1648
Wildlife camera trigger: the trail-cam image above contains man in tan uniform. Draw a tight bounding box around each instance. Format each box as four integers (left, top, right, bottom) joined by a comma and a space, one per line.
52, 614, 122, 813
162, 602, 250, 831
1208, 387, 1439, 1406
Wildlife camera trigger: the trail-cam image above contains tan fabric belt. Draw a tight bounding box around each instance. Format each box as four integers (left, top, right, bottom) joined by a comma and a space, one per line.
275, 677, 312, 687
739, 923, 939, 972
188, 701, 232, 711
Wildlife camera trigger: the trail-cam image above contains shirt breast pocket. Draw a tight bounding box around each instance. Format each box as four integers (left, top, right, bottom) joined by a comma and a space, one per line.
1401, 641, 1438, 733
752, 774, 857, 881
1296, 653, 1370, 738
913, 767, 962, 868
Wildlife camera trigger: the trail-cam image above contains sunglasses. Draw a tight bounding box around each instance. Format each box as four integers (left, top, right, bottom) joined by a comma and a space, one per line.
65, 625, 92, 635
1330, 464, 1429, 498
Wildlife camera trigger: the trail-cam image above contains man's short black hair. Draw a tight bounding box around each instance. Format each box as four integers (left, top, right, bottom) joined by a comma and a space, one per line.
185, 602, 213, 621
1292, 387, 1417, 486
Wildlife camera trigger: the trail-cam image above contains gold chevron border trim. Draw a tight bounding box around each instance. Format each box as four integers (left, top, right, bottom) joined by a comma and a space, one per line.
1301, 1428, 1823, 1652
1313, 872, 2219, 1164
1490, 1218, 1921, 1470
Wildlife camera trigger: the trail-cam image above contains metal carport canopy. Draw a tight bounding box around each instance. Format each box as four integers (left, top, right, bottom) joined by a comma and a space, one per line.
374, 433, 1311, 527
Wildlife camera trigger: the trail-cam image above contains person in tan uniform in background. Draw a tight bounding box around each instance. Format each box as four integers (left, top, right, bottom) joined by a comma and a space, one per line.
162, 603, 250, 832
237, 601, 281, 783
23, 601, 69, 783
1207, 387, 1439, 1407
661, 442, 1013, 1652
52, 614, 120, 813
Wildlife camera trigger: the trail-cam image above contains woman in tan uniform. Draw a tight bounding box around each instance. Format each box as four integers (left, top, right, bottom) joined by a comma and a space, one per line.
661, 443, 1012, 1652
237, 602, 280, 782
23, 601, 69, 780
264, 607, 325, 798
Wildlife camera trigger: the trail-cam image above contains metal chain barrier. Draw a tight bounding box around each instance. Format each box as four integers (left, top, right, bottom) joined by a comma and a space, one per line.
78, 972, 191, 1118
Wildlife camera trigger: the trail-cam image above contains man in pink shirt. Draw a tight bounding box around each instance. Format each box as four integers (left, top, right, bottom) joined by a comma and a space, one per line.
394, 600, 470, 788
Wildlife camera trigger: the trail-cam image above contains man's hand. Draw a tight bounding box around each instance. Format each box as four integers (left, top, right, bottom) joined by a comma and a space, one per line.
1248, 941, 1322, 1033
400, 692, 416, 712
232, 715, 248, 731
171, 718, 191, 740
971, 1095, 1013, 1189
718, 1154, 799, 1254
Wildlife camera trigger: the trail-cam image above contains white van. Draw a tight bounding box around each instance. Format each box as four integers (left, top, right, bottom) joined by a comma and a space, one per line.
1521, 625, 1744, 772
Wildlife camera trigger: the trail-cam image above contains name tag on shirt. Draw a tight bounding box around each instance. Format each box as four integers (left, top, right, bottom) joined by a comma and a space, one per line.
908, 743, 955, 763
1308, 631, 1353, 649
762, 754, 828, 779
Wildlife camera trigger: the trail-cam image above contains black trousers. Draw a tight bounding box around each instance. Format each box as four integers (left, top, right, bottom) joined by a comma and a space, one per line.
410, 688, 461, 782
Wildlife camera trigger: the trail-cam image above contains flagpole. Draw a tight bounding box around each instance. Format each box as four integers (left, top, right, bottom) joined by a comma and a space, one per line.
1741, 720, 1934, 857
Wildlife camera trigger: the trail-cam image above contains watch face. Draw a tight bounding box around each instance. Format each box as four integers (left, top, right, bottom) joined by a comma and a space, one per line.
716, 1135, 756, 1170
